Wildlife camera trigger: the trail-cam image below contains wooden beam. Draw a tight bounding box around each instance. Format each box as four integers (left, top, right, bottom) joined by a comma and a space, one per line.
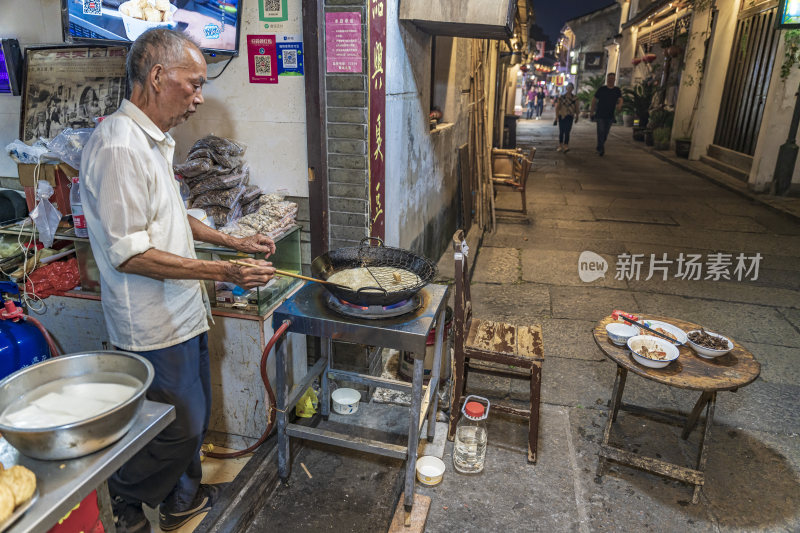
302, 0, 329, 255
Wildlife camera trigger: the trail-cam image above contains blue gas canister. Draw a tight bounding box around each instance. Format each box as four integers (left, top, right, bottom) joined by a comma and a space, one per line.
0, 282, 49, 380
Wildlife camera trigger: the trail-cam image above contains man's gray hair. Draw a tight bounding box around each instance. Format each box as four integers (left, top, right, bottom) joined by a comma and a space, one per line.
126, 29, 200, 90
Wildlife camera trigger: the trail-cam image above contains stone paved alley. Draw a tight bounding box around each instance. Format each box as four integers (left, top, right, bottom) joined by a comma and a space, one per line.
249, 112, 800, 533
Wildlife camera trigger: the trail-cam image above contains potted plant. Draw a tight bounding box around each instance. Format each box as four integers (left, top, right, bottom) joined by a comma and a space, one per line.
653, 127, 671, 150
623, 81, 657, 139
675, 137, 691, 158
648, 107, 674, 131
576, 73, 605, 118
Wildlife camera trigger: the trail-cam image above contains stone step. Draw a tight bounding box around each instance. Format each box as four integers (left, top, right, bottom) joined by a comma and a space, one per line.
699, 155, 750, 182
707, 144, 753, 173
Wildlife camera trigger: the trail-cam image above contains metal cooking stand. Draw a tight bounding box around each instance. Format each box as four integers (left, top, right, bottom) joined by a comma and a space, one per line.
272, 282, 450, 519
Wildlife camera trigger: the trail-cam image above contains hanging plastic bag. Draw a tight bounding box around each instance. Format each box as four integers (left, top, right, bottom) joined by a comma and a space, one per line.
5, 139, 49, 164
29, 182, 62, 248
295, 387, 318, 418
46, 128, 94, 169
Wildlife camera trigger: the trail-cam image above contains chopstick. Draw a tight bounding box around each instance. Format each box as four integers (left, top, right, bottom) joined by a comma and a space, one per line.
227, 260, 339, 286
620, 316, 686, 346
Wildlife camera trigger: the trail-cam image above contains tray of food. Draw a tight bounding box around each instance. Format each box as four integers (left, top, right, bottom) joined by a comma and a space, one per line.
0, 463, 37, 532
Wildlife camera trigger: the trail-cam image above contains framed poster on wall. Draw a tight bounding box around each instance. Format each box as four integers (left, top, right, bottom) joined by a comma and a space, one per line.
20, 45, 127, 143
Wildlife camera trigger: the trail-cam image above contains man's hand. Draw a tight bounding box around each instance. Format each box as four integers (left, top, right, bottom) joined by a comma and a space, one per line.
233, 234, 276, 257
224, 259, 276, 289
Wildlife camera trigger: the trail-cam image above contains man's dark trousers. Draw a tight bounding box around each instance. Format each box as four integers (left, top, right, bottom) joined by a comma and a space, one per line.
109, 332, 211, 510
596, 118, 613, 154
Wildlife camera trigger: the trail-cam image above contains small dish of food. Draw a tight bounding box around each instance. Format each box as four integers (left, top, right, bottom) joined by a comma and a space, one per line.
686, 329, 733, 359
637, 320, 687, 346
627, 335, 680, 369
605, 323, 638, 346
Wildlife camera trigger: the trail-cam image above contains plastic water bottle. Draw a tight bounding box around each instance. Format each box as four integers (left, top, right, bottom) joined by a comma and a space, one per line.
453, 395, 489, 474
70, 176, 88, 238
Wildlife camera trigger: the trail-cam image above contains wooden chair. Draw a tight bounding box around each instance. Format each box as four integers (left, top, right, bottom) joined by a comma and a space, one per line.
447, 229, 544, 463
491, 147, 535, 215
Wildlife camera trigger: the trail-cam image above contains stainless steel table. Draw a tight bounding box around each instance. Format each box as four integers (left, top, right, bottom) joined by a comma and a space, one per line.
1, 400, 175, 533
272, 283, 449, 521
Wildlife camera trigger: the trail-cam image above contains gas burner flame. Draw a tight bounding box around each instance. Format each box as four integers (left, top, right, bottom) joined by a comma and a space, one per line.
336, 298, 412, 311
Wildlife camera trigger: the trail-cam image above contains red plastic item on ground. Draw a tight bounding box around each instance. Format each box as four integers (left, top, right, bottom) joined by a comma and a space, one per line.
47, 489, 104, 533
24, 257, 81, 299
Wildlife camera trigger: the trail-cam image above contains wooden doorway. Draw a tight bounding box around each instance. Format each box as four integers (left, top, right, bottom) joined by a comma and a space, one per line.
713, 0, 780, 156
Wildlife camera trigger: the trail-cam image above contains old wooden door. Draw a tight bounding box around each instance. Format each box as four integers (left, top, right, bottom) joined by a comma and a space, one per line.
713, 0, 780, 156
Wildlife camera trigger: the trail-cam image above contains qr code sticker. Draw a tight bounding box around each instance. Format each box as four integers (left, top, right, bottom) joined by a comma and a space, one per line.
83, 0, 101, 15
263, 0, 283, 17
282, 50, 297, 68
255, 55, 272, 76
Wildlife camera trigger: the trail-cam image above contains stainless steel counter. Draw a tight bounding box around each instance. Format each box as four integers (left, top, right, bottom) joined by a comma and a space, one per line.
1, 400, 175, 533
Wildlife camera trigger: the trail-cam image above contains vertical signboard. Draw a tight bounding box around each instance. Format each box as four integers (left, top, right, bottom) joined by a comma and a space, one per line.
368, 0, 386, 240
325, 12, 362, 73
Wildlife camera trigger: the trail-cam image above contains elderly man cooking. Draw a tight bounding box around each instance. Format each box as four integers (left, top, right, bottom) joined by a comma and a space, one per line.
81, 29, 275, 533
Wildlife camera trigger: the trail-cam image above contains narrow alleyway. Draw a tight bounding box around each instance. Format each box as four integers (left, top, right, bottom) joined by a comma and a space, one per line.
417, 111, 800, 532
247, 111, 800, 533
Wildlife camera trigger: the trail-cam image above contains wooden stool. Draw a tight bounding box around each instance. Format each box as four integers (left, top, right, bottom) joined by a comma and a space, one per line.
447, 229, 544, 463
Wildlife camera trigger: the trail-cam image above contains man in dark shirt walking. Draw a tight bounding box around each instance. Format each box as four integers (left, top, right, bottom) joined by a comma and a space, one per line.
590, 73, 623, 156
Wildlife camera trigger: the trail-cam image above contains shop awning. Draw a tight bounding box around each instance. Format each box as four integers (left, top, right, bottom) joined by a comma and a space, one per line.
399, 0, 517, 39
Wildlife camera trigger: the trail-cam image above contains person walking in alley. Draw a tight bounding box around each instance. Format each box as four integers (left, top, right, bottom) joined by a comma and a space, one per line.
555, 83, 579, 153
526, 86, 535, 119
590, 73, 623, 156
535, 87, 546, 119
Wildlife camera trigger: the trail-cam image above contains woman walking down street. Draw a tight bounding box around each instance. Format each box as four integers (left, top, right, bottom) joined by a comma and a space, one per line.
535, 87, 546, 119
526, 87, 536, 119
555, 83, 579, 153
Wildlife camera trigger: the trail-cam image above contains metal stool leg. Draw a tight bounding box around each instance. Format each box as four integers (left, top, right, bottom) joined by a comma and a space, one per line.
405, 355, 425, 516
321, 338, 332, 420
427, 307, 446, 442
276, 333, 290, 481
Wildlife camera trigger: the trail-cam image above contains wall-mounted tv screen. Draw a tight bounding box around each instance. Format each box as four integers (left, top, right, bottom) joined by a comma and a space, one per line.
61, 0, 242, 55
0, 39, 23, 95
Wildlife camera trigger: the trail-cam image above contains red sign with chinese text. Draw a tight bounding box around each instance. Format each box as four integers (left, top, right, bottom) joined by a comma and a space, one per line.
368, 0, 386, 240
247, 35, 278, 84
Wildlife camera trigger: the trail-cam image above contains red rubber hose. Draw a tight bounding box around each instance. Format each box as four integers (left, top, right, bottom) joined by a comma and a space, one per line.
205, 320, 292, 459
22, 315, 60, 357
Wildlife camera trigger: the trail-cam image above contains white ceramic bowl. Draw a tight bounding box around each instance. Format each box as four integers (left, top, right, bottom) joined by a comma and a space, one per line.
331, 387, 360, 415
686, 330, 733, 359
627, 335, 680, 369
120, 4, 178, 41
416, 456, 445, 486
606, 323, 638, 346
637, 320, 688, 345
